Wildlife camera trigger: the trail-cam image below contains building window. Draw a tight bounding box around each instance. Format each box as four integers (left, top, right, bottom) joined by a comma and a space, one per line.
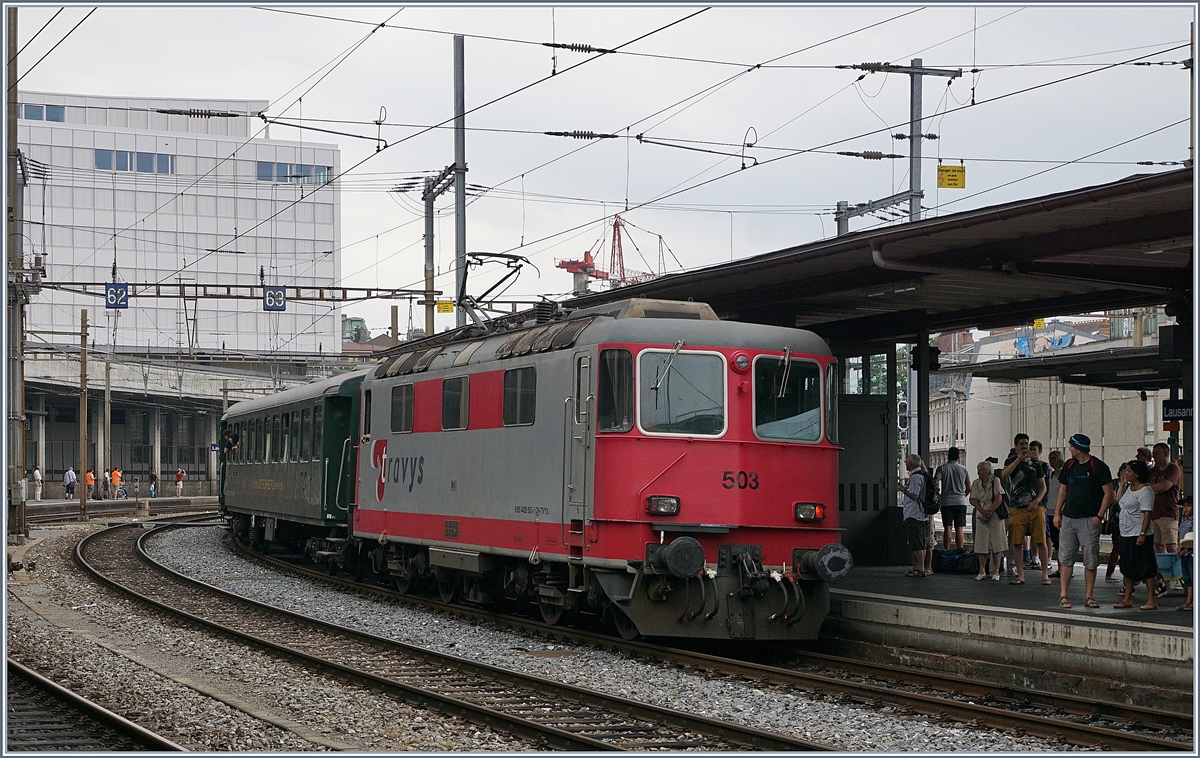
23, 104, 43, 120
257, 161, 331, 184
391, 384, 414, 433
442, 377, 469, 430
96, 148, 173, 174
45, 105, 64, 122
503, 367, 536, 426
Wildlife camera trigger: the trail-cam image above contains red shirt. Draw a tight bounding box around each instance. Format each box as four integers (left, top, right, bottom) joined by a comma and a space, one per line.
1149, 462, 1181, 521
175, 470, 185, 483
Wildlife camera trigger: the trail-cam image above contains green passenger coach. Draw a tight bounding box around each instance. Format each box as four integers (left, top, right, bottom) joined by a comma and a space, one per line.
221, 369, 368, 551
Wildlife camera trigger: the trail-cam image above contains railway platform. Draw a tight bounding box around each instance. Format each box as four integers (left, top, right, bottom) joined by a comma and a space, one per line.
823, 563, 1193, 712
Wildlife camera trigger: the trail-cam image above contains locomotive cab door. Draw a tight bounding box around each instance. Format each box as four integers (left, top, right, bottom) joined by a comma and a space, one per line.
564, 353, 592, 555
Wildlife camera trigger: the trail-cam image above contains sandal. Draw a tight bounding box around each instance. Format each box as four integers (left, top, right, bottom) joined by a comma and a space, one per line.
1113, 601, 1134, 608
1009, 579, 1025, 585
1140, 603, 1158, 610
1041, 579, 1054, 585
1059, 597, 1072, 608
1085, 597, 1100, 608
1178, 605, 1193, 611
905, 569, 925, 578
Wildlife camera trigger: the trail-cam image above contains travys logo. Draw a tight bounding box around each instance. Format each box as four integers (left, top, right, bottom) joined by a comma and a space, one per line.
371, 438, 426, 500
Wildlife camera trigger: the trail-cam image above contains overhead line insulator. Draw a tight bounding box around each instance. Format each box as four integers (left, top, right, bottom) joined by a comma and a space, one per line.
545, 131, 618, 140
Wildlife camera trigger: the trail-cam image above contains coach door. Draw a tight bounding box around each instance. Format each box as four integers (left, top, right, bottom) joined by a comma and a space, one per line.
564, 353, 592, 547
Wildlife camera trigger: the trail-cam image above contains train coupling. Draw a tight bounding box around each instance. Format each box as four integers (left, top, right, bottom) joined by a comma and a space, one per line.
793, 543, 853, 583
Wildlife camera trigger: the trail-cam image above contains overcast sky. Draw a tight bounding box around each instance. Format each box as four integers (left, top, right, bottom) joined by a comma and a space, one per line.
14, 3, 1196, 337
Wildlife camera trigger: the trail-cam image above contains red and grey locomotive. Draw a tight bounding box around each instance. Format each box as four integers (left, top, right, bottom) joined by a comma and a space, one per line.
222, 297, 852, 640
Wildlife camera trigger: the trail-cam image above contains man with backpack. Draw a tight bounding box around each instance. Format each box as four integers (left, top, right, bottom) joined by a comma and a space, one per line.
900, 454, 935, 577
1002, 434, 1049, 586
1053, 433, 1114, 609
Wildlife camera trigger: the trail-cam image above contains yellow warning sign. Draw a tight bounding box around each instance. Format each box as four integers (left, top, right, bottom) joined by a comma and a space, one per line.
436, 300, 454, 314
1033, 318, 1045, 330
937, 164, 966, 189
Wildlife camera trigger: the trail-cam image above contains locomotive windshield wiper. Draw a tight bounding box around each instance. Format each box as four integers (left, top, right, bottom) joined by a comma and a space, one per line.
650, 339, 685, 392
777, 346, 793, 398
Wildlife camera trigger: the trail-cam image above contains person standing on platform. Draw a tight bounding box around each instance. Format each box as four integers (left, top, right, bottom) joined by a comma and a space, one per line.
1177, 496, 1193, 612
1002, 434, 1049, 586
84, 468, 94, 498
1028, 441, 1053, 571
175, 467, 185, 497
32, 466, 42, 501
63, 466, 76, 498
101, 469, 110, 500
935, 447, 971, 551
1046, 450, 1065, 576
1053, 433, 1114, 609
1112, 460, 1158, 610
970, 460, 1007, 581
1148, 443, 1182, 559
148, 471, 158, 498
1104, 463, 1128, 583
900, 454, 932, 577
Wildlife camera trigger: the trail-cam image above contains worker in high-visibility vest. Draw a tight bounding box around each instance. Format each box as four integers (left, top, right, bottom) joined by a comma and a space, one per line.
85, 469, 95, 498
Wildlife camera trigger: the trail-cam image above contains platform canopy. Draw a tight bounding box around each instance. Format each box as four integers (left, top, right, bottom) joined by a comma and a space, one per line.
961, 345, 1185, 391
567, 168, 1193, 344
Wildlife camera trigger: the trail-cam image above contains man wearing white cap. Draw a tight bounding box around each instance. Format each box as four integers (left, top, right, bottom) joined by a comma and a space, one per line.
1053, 433, 1114, 609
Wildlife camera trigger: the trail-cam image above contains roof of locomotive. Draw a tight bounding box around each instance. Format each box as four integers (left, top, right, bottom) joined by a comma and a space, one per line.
368, 299, 830, 381
222, 367, 371, 420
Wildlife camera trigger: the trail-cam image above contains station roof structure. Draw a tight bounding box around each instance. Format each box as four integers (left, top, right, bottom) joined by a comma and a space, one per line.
957, 345, 1184, 392
566, 168, 1193, 345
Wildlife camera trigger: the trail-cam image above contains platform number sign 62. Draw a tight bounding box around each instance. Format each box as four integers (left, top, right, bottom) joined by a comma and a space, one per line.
104, 283, 129, 309
263, 286, 287, 311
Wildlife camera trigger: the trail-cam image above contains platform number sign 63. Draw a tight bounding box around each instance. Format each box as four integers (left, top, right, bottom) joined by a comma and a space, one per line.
104, 283, 129, 309
263, 286, 287, 311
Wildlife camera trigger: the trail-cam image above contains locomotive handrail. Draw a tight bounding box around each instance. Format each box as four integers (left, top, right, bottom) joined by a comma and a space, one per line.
333, 437, 352, 512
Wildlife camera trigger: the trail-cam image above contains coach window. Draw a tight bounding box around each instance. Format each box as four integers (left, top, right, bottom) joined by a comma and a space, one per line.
272, 415, 282, 462
597, 349, 633, 432
391, 384, 414, 433
257, 418, 266, 462
280, 413, 291, 461
289, 410, 299, 462
639, 350, 726, 436
442, 376, 469, 430
301, 408, 312, 460
313, 404, 323, 457
503, 367, 536, 426
754, 356, 822, 442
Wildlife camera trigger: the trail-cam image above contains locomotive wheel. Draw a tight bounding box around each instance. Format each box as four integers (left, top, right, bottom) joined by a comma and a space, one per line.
539, 599, 565, 626
609, 606, 640, 641
392, 573, 413, 595
321, 557, 336, 576
436, 569, 461, 603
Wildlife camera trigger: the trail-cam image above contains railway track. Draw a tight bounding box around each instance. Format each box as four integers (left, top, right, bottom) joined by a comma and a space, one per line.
76, 522, 833, 751
222, 530, 1193, 752
6, 658, 184, 751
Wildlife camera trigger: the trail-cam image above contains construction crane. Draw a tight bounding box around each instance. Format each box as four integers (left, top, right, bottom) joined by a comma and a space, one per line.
557, 215, 678, 295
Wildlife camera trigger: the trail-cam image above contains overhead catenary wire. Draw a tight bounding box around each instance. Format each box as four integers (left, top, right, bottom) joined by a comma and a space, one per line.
16, 7, 95, 85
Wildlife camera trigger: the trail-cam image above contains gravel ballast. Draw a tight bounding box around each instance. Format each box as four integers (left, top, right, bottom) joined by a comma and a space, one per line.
7, 524, 533, 751
141, 524, 1083, 752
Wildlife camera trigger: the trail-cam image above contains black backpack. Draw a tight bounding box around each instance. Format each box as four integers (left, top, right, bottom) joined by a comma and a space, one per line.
917, 469, 940, 515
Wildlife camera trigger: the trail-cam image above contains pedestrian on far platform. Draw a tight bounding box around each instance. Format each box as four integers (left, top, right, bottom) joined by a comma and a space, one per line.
1177, 496, 1193, 612
971, 460, 1007, 581
32, 465, 42, 501
935, 446, 971, 551
1053, 433, 1114, 609
1148, 443, 1182, 559
1046, 450, 1065, 576
1002, 434, 1049, 585
175, 467, 185, 497
1112, 460, 1157, 610
63, 466, 76, 498
900, 454, 932, 578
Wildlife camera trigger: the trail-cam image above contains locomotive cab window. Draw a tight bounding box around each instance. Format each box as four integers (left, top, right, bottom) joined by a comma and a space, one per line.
442, 376, 469, 430
503, 367, 536, 426
638, 350, 725, 436
754, 356, 822, 442
598, 349, 633, 432
826, 360, 839, 444
391, 384, 414, 433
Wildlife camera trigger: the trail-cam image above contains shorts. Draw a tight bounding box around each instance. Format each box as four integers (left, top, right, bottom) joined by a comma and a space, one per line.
1152, 517, 1179, 546
1045, 511, 1060, 549
940, 504, 967, 528
1058, 515, 1101, 571
973, 514, 1009, 555
1009, 505, 1046, 545
904, 517, 931, 551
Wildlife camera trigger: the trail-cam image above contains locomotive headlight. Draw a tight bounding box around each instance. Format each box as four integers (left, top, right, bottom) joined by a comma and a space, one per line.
732, 352, 751, 373
646, 495, 681, 516
794, 502, 826, 521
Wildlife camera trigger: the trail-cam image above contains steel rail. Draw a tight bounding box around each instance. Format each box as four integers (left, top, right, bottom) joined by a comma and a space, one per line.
78, 523, 831, 752
7, 658, 186, 751
226, 534, 1193, 752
